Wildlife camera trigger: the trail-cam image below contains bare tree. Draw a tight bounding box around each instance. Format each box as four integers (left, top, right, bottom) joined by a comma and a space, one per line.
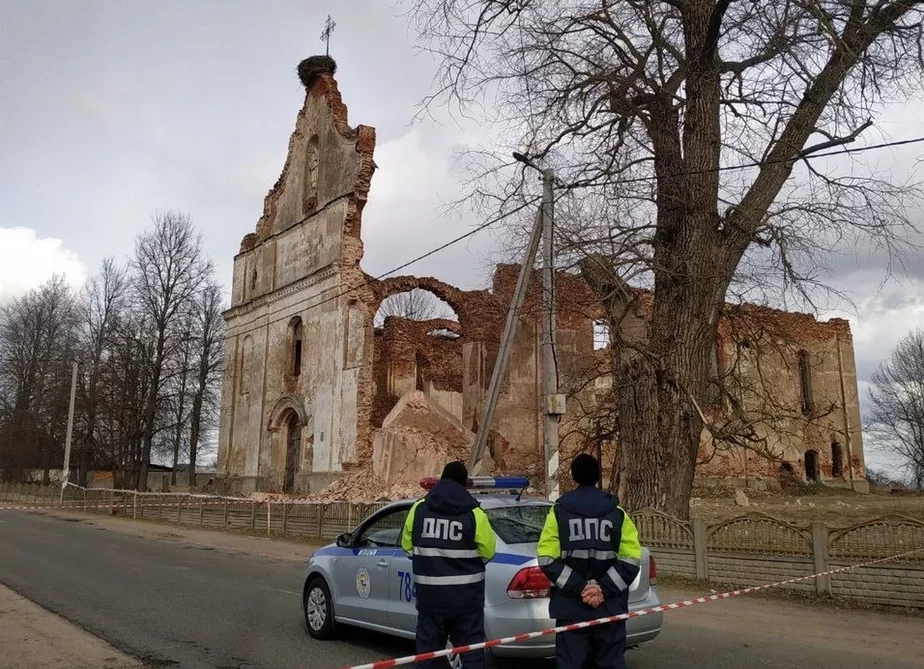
868, 328, 924, 488
132, 212, 208, 490
187, 280, 225, 488
410, 0, 924, 517
0, 276, 78, 482
96, 313, 155, 489
163, 313, 194, 486
74, 258, 127, 487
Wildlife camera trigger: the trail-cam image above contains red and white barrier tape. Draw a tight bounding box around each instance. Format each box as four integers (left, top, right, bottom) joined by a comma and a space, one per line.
0, 503, 90, 511
340, 547, 924, 669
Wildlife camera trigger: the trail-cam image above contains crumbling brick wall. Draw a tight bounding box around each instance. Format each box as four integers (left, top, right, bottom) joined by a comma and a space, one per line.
219, 64, 868, 499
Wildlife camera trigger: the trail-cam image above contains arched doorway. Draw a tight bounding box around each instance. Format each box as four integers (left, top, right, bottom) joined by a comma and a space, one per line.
804, 450, 819, 483
284, 412, 301, 493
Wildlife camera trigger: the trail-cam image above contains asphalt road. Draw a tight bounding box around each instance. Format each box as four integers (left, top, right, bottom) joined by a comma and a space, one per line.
1, 511, 921, 669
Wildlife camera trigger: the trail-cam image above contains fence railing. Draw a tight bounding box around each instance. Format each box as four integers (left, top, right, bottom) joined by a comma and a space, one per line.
631, 507, 924, 608
0, 483, 388, 541
3, 483, 922, 608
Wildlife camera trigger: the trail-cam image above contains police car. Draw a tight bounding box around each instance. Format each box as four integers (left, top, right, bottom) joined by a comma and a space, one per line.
302, 477, 662, 667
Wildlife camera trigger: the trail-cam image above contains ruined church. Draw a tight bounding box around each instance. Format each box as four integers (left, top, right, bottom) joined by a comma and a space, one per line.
216, 58, 869, 498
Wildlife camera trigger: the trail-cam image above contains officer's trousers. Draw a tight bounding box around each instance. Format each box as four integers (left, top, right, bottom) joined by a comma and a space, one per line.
415, 609, 485, 669
555, 618, 627, 669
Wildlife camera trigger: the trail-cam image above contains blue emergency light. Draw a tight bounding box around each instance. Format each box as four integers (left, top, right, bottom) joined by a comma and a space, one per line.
470, 476, 530, 489
419, 475, 530, 491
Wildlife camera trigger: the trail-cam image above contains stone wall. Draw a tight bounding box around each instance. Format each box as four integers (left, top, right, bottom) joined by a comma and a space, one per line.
366, 260, 870, 493
217, 59, 376, 494
636, 511, 924, 608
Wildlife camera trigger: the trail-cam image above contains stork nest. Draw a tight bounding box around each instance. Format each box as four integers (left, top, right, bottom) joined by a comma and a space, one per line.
297, 56, 337, 89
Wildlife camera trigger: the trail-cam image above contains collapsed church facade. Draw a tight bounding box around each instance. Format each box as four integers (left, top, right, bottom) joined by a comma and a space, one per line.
216, 60, 869, 499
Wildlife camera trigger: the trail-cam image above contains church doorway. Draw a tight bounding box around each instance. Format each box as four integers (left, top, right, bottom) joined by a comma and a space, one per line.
284, 412, 301, 493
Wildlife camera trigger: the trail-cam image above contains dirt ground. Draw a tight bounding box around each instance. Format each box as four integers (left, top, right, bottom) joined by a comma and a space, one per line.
0, 584, 142, 669
690, 487, 924, 525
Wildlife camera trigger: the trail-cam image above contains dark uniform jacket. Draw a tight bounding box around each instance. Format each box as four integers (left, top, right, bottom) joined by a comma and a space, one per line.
401, 479, 496, 614
537, 485, 642, 621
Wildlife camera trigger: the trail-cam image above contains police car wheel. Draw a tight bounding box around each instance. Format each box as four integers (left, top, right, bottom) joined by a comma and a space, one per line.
304, 577, 336, 639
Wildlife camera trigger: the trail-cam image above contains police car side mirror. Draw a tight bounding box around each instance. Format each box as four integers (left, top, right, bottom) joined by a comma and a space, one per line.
335, 533, 353, 548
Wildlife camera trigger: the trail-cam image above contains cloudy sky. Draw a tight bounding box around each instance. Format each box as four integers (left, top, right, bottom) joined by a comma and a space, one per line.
2, 1, 922, 477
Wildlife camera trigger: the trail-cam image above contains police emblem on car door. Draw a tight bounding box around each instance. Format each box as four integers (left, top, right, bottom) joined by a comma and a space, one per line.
336, 507, 409, 627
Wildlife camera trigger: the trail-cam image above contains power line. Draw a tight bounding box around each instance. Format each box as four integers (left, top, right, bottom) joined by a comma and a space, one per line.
238, 134, 924, 317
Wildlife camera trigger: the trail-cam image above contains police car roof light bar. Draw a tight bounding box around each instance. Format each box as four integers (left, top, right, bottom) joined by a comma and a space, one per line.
419, 475, 530, 491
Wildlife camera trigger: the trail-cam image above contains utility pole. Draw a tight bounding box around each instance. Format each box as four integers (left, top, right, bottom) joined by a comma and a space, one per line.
540, 168, 564, 501
471, 152, 565, 502
471, 205, 544, 475
60, 361, 78, 504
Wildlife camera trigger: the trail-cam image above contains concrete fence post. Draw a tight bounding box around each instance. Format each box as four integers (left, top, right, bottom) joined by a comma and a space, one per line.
198, 500, 204, 526
223, 500, 229, 528
317, 505, 324, 538
811, 521, 831, 595
251, 501, 256, 530
282, 503, 289, 536
693, 519, 709, 581
133, 493, 138, 520
177, 496, 183, 524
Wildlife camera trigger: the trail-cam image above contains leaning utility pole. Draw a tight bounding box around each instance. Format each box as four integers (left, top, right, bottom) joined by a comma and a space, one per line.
471, 153, 564, 502
470, 206, 544, 475
60, 361, 78, 503
539, 168, 564, 501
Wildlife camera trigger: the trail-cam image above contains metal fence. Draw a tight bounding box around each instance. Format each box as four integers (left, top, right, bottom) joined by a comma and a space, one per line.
0, 483, 387, 540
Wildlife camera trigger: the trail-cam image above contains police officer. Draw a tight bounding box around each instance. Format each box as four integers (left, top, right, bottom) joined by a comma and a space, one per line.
401, 461, 496, 669
537, 453, 642, 669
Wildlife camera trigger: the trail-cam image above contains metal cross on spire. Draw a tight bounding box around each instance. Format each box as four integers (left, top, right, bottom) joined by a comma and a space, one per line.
320, 14, 336, 56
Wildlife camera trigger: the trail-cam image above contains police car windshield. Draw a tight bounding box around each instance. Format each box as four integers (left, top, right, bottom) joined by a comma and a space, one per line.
484, 505, 548, 544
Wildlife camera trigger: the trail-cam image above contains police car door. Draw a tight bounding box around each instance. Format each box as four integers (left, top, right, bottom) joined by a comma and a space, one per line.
387, 538, 416, 634
338, 506, 409, 628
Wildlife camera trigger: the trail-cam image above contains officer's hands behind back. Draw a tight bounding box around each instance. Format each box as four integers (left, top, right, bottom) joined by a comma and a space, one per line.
581, 583, 604, 608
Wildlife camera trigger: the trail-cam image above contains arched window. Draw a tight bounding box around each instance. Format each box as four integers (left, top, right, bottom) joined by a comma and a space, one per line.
797, 349, 814, 415
289, 316, 303, 377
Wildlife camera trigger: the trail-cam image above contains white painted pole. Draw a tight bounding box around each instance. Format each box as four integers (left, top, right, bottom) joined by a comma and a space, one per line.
540, 169, 562, 501
60, 361, 78, 504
